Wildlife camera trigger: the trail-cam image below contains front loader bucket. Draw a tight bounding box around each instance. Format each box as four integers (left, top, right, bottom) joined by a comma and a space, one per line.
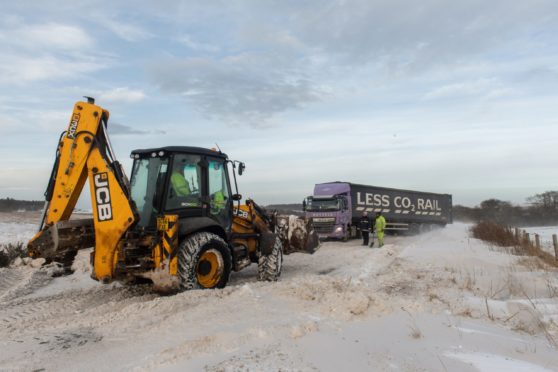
275, 215, 320, 255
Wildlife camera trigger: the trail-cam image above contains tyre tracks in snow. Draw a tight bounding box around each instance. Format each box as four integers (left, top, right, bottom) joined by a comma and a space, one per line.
0, 268, 156, 337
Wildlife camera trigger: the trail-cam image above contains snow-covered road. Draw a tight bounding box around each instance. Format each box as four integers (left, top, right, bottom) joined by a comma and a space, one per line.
1, 222, 557, 371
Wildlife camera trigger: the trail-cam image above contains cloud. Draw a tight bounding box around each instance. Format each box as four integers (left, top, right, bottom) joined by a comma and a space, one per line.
95, 17, 153, 42
0, 19, 106, 84
0, 21, 94, 51
148, 55, 324, 126
108, 123, 166, 136
177, 35, 220, 53
423, 78, 513, 100
0, 54, 104, 84
146, 0, 558, 125
99, 87, 146, 103
14, 23, 94, 51
252, 0, 558, 72
108, 123, 149, 135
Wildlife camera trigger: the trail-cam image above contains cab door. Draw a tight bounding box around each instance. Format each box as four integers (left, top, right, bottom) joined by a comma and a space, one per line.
207, 157, 233, 230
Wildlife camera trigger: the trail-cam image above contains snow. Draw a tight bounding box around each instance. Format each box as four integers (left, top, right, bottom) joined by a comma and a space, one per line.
445, 352, 553, 372
0, 217, 37, 246
523, 226, 558, 254
1, 220, 558, 371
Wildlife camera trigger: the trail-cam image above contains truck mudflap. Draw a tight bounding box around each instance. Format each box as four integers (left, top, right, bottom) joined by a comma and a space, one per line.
275, 215, 320, 255
28, 218, 95, 268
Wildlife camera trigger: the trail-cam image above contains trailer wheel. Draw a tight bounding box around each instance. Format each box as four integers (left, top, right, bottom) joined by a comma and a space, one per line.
177, 232, 232, 290
258, 236, 283, 282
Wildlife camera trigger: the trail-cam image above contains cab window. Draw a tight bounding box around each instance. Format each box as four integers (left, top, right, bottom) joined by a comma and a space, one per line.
166, 154, 202, 210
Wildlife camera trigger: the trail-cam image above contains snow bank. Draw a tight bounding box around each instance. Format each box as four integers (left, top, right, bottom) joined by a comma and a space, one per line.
523, 226, 558, 253
1, 219, 557, 371
0, 221, 37, 246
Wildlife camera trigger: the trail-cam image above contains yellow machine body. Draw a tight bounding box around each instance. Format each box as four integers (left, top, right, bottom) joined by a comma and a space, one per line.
28, 101, 137, 283
28, 99, 319, 291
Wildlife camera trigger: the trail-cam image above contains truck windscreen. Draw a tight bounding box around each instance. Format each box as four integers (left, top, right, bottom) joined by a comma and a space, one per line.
307, 198, 340, 211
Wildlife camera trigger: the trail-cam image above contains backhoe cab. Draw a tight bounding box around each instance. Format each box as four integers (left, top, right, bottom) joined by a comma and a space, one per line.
28, 99, 319, 291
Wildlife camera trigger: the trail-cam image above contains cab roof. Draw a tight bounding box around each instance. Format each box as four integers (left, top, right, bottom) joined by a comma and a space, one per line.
131, 146, 228, 159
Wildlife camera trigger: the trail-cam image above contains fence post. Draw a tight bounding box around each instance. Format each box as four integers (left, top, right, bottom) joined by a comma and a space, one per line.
535, 234, 541, 250
553, 234, 558, 261
524, 232, 530, 245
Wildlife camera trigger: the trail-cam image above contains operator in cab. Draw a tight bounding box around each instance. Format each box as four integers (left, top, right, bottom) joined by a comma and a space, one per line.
171, 167, 191, 197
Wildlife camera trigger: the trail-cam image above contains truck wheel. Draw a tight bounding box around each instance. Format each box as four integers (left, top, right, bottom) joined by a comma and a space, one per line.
177, 232, 232, 290
258, 236, 283, 282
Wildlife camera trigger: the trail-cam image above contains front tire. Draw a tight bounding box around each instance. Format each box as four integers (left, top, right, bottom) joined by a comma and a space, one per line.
258, 237, 283, 281
177, 232, 232, 290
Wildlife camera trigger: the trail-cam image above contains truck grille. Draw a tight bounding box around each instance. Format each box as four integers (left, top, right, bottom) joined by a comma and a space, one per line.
312, 218, 335, 234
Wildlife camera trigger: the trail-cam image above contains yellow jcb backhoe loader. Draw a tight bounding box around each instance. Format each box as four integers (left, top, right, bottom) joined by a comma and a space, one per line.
28, 98, 319, 291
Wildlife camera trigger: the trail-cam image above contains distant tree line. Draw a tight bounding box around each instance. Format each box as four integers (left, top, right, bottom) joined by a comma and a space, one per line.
265, 203, 304, 216
454, 191, 558, 226
0, 198, 43, 212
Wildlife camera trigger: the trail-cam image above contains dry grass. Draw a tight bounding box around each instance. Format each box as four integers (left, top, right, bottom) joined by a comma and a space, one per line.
409, 326, 422, 339
516, 257, 548, 271
471, 221, 558, 268
458, 308, 473, 318
471, 221, 517, 247
0, 241, 27, 268
401, 307, 423, 339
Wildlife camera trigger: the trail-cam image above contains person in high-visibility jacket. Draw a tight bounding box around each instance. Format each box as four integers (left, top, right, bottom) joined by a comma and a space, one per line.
211, 189, 226, 214
374, 212, 386, 247
170, 168, 191, 196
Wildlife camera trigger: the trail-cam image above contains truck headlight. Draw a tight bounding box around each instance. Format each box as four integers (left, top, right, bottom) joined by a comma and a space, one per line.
335, 226, 343, 233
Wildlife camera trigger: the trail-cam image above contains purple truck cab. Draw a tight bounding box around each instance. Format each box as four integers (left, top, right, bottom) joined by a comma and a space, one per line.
303, 183, 352, 240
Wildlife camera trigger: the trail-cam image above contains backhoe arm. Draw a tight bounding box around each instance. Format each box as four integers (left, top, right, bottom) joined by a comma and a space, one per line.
28, 100, 138, 282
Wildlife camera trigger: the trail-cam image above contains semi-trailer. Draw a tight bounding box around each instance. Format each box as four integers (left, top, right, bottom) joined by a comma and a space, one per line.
303, 182, 452, 240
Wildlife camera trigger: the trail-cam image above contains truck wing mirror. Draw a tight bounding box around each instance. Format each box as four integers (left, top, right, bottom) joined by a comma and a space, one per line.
232, 193, 242, 201
238, 162, 245, 176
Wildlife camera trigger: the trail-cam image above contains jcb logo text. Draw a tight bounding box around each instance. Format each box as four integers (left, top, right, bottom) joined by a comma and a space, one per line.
94, 172, 113, 221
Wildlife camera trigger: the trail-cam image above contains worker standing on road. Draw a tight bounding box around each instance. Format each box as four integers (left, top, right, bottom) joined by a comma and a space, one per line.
358, 212, 371, 246
374, 212, 386, 247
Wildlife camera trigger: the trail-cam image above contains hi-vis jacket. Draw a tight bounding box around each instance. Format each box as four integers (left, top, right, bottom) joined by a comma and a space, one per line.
375, 215, 386, 232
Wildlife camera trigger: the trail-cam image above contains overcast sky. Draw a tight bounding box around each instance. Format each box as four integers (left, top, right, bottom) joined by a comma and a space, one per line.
1, 0, 557, 207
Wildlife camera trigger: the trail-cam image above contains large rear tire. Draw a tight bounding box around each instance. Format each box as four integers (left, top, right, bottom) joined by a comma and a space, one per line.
177, 232, 232, 290
258, 237, 283, 282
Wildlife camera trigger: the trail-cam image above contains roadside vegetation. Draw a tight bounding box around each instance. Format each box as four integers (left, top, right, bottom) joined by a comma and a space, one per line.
471, 221, 557, 268
0, 198, 43, 212
0, 242, 28, 268
455, 191, 558, 226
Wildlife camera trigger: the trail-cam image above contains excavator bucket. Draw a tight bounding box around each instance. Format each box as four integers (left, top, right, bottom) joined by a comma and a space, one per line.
28, 218, 95, 269
275, 215, 320, 255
